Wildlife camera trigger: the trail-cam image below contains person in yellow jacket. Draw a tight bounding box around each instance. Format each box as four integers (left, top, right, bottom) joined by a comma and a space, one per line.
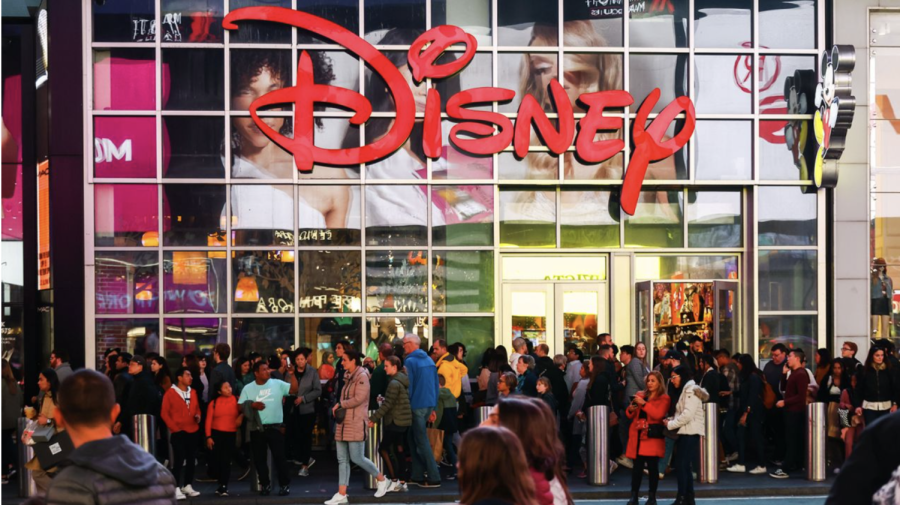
431, 340, 468, 399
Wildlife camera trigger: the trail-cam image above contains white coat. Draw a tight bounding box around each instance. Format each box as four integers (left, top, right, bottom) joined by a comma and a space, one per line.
666, 380, 709, 436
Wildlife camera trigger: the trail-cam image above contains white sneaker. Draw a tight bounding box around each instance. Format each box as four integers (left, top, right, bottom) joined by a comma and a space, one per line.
181, 484, 200, 497
325, 492, 349, 505
374, 478, 390, 498
615, 455, 634, 469
749, 466, 768, 475
175, 488, 186, 501
725, 452, 739, 463
726, 464, 746, 473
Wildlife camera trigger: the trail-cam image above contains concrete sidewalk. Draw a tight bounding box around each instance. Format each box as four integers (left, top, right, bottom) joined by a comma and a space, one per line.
2, 451, 834, 505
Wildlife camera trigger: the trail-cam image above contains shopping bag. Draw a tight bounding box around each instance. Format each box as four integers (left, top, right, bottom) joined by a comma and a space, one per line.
426, 427, 444, 463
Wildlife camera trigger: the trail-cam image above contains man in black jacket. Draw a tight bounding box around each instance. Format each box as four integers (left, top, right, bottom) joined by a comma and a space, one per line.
46, 370, 176, 505
534, 344, 569, 413
827, 411, 900, 505
115, 356, 161, 440
698, 354, 721, 401
210, 343, 236, 402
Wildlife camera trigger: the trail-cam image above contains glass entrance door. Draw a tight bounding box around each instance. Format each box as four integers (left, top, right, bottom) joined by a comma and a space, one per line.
502, 284, 554, 352
713, 281, 740, 354
635, 281, 654, 367
556, 283, 605, 353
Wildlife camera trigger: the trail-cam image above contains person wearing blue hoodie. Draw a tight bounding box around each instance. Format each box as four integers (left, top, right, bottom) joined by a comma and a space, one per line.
401, 333, 442, 488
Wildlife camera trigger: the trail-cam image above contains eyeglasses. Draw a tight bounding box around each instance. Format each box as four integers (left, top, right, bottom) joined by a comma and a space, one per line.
841, 348, 851, 352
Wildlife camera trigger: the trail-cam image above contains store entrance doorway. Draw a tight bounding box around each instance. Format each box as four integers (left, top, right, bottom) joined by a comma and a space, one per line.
500, 255, 609, 356
635, 280, 740, 368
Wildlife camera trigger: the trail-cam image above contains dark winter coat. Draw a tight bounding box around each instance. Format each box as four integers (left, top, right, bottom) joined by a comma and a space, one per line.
369, 372, 412, 428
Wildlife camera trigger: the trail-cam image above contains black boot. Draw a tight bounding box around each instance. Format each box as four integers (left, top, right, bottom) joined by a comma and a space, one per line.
669, 496, 684, 505
626, 491, 640, 505
683, 493, 696, 505
646, 492, 657, 505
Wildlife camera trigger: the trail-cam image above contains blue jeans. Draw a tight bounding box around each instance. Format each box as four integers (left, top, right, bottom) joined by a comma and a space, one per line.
336, 440, 380, 487
658, 436, 676, 474
409, 408, 441, 483
675, 435, 699, 496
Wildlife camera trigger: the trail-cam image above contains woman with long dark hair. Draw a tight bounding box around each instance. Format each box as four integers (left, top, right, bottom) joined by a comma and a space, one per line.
458, 426, 540, 505
854, 346, 898, 427
24, 368, 61, 491
287, 347, 322, 476
726, 355, 767, 475
625, 371, 670, 505
150, 355, 174, 463
815, 348, 833, 386
818, 358, 847, 472
665, 365, 709, 505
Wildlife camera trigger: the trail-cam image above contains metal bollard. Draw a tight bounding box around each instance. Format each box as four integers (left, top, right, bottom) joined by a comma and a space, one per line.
587, 405, 609, 486
17, 418, 35, 498
807, 402, 826, 482
699, 402, 718, 483
365, 411, 384, 490
475, 406, 492, 426
132, 414, 156, 455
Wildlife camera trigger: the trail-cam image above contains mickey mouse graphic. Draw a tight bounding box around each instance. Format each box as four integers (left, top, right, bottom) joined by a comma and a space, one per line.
811, 45, 856, 188
784, 69, 816, 184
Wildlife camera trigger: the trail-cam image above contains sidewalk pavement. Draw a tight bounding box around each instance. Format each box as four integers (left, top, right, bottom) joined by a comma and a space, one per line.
1, 451, 834, 505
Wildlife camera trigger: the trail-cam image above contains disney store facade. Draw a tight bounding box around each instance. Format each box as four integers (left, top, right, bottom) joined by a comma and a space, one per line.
78, 0, 876, 373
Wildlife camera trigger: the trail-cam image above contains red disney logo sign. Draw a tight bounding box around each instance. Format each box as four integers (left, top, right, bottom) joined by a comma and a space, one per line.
223, 7, 696, 216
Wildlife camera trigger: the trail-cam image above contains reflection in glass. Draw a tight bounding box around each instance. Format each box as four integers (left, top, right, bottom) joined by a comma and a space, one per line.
561, 190, 620, 248
629, 54, 688, 114
162, 49, 224, 110
93, 117, 157, 178
499, 152, 557, 181
562, 289, 599, 352
563, 3, 623, 47
499, 189, 556, 248
432, 317, 494, 378
635, 255, 739, 281
695, 121, 751, 180
298, 186, 360, 246
365, 186, 429, 247
93, 49, 157, 110
228, 0, 292, 43
433, 0, 491, 44
759, 0, 816, 50
297, 251, 361, 313
758, 314, 816, 362
624, 190, 684, 248
873, 49, 900, 120
759, 120, 802, 180
758, 186, 817, 246
432, 185, 493, 246
298, 317, 362, 368
629, 0, 688, 48
163, 318, 226, 372
93, 0, 156, 42
694, 0, 751, 48
296, 1, 359, 45
872, 194, 900, 298
364, 0, 425, 38
502, 256, 606, 281
366, 251, 428, 313
164, 252, 227, 313
231, 185, 294, 246
497, 1, 558, 47
510, 290, 548, 347
95, 319, 159, 369
232, 318, 295, 362
95, 252, 159, 315
160, 1, 224, 42
760, 56, 816, 113
435, 121, 494, 180
94, 184, 159, 247
759, 250, 817, 311
163, 185, 226, 246
694, 55, 751, 113
687, 190, 741, 248
230, 50, 293, 113
434, 54, 492, 114
163, 117, 225, 178
432, 251, 494, 313
232, 251, 295, 313
366, 317, 430, 356
498, 52, 558, 113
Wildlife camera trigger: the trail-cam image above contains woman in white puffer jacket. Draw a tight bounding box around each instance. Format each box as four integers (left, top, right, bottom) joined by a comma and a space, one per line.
665, 366, 709, 505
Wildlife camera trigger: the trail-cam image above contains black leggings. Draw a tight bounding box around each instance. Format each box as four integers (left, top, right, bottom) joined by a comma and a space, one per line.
171, 431, 198, 488
631, 455, 660, 495
211, 430, 236, 488
379, 427, 409, 482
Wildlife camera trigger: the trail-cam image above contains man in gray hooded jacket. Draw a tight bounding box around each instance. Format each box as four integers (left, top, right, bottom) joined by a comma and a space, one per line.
46, 369, 176, 505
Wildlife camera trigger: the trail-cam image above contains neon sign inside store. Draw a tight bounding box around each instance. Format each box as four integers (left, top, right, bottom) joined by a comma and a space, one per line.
223, 7, 697, 216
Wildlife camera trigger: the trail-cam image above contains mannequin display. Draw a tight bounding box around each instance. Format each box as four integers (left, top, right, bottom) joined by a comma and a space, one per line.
871, 258, 894, 339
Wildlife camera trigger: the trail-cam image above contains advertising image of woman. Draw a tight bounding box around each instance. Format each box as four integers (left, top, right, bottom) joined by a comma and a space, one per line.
229, 50, 350, 244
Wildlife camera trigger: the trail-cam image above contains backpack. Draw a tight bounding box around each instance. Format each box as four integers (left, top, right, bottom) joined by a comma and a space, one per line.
760, 377, 777, 409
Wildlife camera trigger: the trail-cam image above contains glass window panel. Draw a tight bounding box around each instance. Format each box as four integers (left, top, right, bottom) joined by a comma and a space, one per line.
230, 120, 294, 181
232, 251, 295, 313
365, 186, 428, 247
758, 314, 816, 363
232, 317, 295, 362
432, 185, 494, 247
163, 318, 226, 372
871, 11, 900, 47
873, 121, 900, 171
93, 0, 156, 42
500, 152, 559, 181
231, 184, 294, 246
694, 0, 751, 48
298, 317, 363, 368
230, 50, 292, 113
629, 0, 688, 48
163, 185, 226, 246
562, 289, 600, 351
432, 251, 494, 313
366, 250, 428, 313
629, 54, 688, 114
561, 12, 623, 48
624, 190, 684, 248
162, 49, 224, 110
310, 119, 361, 179
759, 120, 805, 181
364, 0, 426, 39
296, 1, 359, 45
435, 121, 494, 180
301, 51, 359, 115
498, 52, 558, 113
759, 0, 816, 50
95, 319, 159, 369
431, 317, 494, 378
93, 49, 157, 110
635, 255, 739, 281
872, 49, 900, 120
497, 1, 557, 47
163, 252, 227, 314
759, 250, 817, 311
694, 55, 751, 113
228, 0, 292, 43
502, 256, 607, 281
560, 189, 620, 248
760, 56, 816, 113
160, 1, 225, 42
758, 186, 817, 246
432, 0, 491, 43
499, 188, 556, 248
162, 117, 225, 178
695, 121, 751, 181
366, 316, 430, 356
687, 190, 742, 248
366, 120, 425, 179
94, 184, 159, 247
510, 290, 549, 348
95, 251, 160, 315
565, 152, 624, 181
434, 53, 492, 115
362, 52, 411, 115
871, 193, 900, 335
93, 117, 157, 178
298, 185, 361, 246
297, 251, 361, 313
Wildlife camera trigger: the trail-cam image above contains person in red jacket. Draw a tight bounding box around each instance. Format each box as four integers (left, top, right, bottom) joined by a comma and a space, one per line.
161, 367, 201, 500
625, 370, 670, 505
205, 380, 243, 497
770, 349, 810, 480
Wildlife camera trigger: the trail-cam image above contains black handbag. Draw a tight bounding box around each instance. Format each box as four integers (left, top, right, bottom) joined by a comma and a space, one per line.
334, 406, 347, 424
646, 423, 665, 439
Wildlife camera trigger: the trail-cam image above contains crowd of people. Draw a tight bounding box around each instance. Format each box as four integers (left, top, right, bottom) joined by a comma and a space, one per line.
2, 333, 900, 505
